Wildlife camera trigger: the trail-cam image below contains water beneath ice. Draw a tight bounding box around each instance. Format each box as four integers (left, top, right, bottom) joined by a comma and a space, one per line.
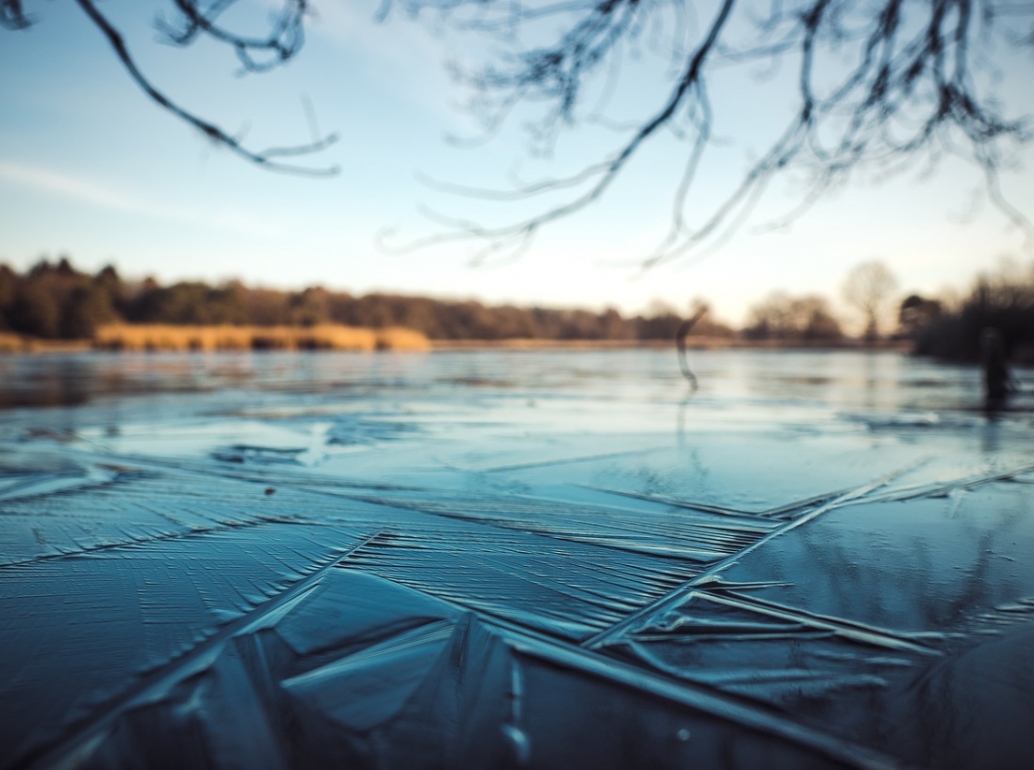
1, 349, 1032, 770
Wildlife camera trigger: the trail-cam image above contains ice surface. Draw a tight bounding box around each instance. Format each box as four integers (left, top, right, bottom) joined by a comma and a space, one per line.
1, 350, 1032, 769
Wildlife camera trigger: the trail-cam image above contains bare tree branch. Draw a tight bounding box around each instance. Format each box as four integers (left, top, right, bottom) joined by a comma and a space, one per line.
6, 0, 1032, 236
382, 0, 1034, 266
4, 0, 338, 176
0, 0, 30, 29
155, 0, 309, 74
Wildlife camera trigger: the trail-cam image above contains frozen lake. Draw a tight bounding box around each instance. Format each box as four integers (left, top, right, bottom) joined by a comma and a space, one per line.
1, 349, 1032, 769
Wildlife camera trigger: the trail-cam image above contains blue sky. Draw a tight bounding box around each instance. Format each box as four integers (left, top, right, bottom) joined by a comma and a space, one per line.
1, 0, 1032, 327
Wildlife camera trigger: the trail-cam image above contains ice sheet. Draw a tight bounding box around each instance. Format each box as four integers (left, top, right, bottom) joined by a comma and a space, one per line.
1, 350, 1032, 769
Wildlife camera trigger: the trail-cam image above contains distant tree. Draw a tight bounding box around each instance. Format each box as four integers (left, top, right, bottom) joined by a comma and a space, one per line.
61, 285, 117, 339
54, 256, 76, 276
898, 294, 942, 339
92, 265, 124, 306
490, 305, 541, 339
129, 281, 248, 325
8, 282, 61, 338
915, 260, 1034, 362
288, 286, 331, 327
959, 261, 1034, 358
6, 257, 105, 337
636, 300, 684, 340
842, 260, 898, 341
0, 264, 16, 330
245, 288, 293, 327
599, 308, 633, 341
744, 292, 843, 341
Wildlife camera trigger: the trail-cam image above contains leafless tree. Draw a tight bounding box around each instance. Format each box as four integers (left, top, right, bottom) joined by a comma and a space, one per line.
1, 0, 338, 175
843, 259, 898, 339
744, 291, 844, 339
898, 293, 942, 336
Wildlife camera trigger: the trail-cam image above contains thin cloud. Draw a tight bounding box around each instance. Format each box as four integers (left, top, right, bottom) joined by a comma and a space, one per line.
0, 161, 135, 211
0, 160, 284, 239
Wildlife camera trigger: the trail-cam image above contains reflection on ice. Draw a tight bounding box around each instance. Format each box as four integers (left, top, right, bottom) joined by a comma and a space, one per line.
0, 350, 1032, 769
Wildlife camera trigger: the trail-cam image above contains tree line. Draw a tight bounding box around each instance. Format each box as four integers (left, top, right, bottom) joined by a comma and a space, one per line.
903, 261, 1034, 364
0, 258, 738, 343
3, 257, 1030, 361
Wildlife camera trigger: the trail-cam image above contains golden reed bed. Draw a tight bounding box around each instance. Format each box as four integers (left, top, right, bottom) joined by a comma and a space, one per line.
91, 324, 430, 352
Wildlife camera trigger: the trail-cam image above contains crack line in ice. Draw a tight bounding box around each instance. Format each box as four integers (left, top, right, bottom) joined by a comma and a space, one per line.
623, 640, 893, 693
503, 629, 906, 770
340, 491, 775, 563
580, 463, 922, 651
475, 447, 663, 474
862, 462, 1034, 505
758, 486, 865, 519
578, 485, 762, 517
686, 590, 941, 655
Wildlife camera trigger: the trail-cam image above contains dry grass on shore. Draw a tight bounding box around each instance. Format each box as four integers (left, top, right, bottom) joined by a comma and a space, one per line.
0, 332, 93, 353
0, 332, 23, 353
93, 324, 430, 352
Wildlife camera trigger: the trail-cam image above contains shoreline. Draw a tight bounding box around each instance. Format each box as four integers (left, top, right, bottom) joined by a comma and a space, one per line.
1, 334, 912, 354
429, 337, 911, 352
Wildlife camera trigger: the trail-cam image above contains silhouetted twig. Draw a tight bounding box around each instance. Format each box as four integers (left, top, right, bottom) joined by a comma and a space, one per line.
4, 0, 338, 175
382, 0, 1034, 265
0, 0, 29, 29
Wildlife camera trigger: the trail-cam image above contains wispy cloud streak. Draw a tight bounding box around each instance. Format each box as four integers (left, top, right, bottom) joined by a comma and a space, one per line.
0, 160, 284, 238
